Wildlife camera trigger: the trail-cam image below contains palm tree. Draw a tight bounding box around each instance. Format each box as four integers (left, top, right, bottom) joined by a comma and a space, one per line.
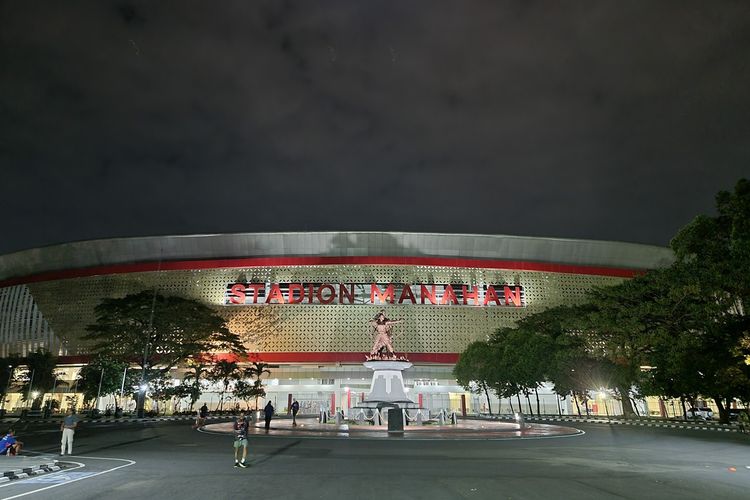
182, 355, 212, 410
235, 379, 266, 411
245, 361, 271, 410
209, 360, 241, 411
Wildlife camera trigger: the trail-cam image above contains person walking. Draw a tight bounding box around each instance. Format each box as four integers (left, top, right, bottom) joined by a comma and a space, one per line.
263, 400, 274, 432
291, 399, 300, 426
232, 411, 249, 468
60, 408, 78, 455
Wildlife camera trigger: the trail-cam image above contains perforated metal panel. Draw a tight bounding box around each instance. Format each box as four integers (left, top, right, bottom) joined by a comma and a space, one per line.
20, 264, 623, 356
0, 285, 58, 357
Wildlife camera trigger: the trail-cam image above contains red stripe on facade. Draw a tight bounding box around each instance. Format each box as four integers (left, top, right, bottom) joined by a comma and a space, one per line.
57, 352, 459, 365
0, 256, 642, 287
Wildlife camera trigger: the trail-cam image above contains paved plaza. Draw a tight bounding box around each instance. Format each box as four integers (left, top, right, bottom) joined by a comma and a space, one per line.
0, 417, 747, 499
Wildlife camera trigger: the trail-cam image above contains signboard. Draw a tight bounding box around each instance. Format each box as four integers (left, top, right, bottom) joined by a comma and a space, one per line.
225, 282, 525, 307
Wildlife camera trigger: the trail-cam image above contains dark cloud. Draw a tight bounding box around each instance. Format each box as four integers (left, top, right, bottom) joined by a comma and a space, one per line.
0, 1, 748, 254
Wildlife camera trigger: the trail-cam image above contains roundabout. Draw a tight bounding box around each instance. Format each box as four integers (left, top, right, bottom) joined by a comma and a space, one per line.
201, 416, 584, 440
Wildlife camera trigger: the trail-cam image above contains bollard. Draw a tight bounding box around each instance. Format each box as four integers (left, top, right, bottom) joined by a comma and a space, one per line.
388, 408, 404, 433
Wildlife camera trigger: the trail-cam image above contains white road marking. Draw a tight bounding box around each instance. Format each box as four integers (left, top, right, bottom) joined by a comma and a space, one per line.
22, 472, 97, 484
0, 464, 85, 490
0, 457, 135, 500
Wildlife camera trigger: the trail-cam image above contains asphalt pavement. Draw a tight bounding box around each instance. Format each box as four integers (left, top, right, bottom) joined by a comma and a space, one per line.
0, 417, 748, 500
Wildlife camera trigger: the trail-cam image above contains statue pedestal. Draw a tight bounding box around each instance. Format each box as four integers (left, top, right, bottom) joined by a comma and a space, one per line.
363, 360, 414, 405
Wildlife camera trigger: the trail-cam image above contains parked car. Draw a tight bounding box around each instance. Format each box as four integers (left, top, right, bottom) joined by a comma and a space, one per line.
727, 408, 749, 421
685, 407, 713, 420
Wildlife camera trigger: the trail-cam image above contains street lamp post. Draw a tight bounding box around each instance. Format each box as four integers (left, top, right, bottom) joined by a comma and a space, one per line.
95, 367, 105, 414
119, 366, 128, 415
601, 392, 610, 418
72, 377, 79, 411
26, 369, 35, 409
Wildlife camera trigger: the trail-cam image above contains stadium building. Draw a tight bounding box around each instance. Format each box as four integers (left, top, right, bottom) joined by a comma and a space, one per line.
0, 232, 673, 416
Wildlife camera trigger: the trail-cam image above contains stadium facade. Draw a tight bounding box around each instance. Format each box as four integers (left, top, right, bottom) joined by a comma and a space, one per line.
0, 232, 673, 415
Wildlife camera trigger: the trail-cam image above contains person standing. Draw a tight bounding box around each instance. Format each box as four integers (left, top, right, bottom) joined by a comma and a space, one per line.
291, 399, 300, 426
263, 400, 274, 432
232, 411, 249, 468
738, 410, 750, 434
195, 402, 209, 428
60, 408, 78, 455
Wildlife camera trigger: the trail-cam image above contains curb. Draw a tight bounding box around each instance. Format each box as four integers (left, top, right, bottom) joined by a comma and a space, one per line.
1, 460, 60, 481
0, 415, 231, 426
484, 415, 742, 433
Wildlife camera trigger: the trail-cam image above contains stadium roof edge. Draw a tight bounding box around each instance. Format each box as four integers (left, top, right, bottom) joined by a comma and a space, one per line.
0, 231, 674, 283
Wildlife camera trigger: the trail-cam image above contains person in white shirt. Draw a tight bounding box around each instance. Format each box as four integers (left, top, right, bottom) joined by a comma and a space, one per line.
60, 408, 78, 455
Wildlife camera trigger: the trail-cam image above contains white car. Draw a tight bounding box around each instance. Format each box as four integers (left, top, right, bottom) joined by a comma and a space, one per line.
685, 407, 713, 420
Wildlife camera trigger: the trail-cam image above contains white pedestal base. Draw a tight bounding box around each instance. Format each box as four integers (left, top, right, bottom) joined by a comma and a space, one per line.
363, 360, 414, 404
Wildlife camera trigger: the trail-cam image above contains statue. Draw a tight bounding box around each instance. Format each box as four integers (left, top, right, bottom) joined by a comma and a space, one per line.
367, 310, 405, 360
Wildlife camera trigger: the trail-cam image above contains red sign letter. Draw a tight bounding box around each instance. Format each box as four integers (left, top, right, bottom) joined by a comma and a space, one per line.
504, 286, 522, 307
371, 284, 395, 304
266, 284, 285, 304
229, 284, 246, 304
339, 284, 355, 304
462, 285, 479, 306
247, 283, 264, 304
288, 284, 304, 304
483, 286, 501, 306
398, 285, 416, 304
420, 285, 437, 305
440, 285, 459, 305
317, 284, 336, 304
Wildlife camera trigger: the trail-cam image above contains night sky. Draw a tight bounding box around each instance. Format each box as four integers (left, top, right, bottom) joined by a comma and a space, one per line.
1, 1, 748, 255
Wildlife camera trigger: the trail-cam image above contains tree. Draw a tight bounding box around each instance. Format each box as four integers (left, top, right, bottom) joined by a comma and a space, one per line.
84, 291, 246, 417
209, 360, 241, 411
579, 281, 654, 418
235, 379, 265, 411
77, 357, 129, 411
495, 322, 554, 415
149, 374, 179, 415
667, 178, 750, 422
20, 349, 60, 410
521, 306, 597, 416
0, 354, 21, 412
171, 383, 201, 413
453, 179, 750, 421
181, 355, 213, 411
453, 341, 499, 415
245, 361, 271, 410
